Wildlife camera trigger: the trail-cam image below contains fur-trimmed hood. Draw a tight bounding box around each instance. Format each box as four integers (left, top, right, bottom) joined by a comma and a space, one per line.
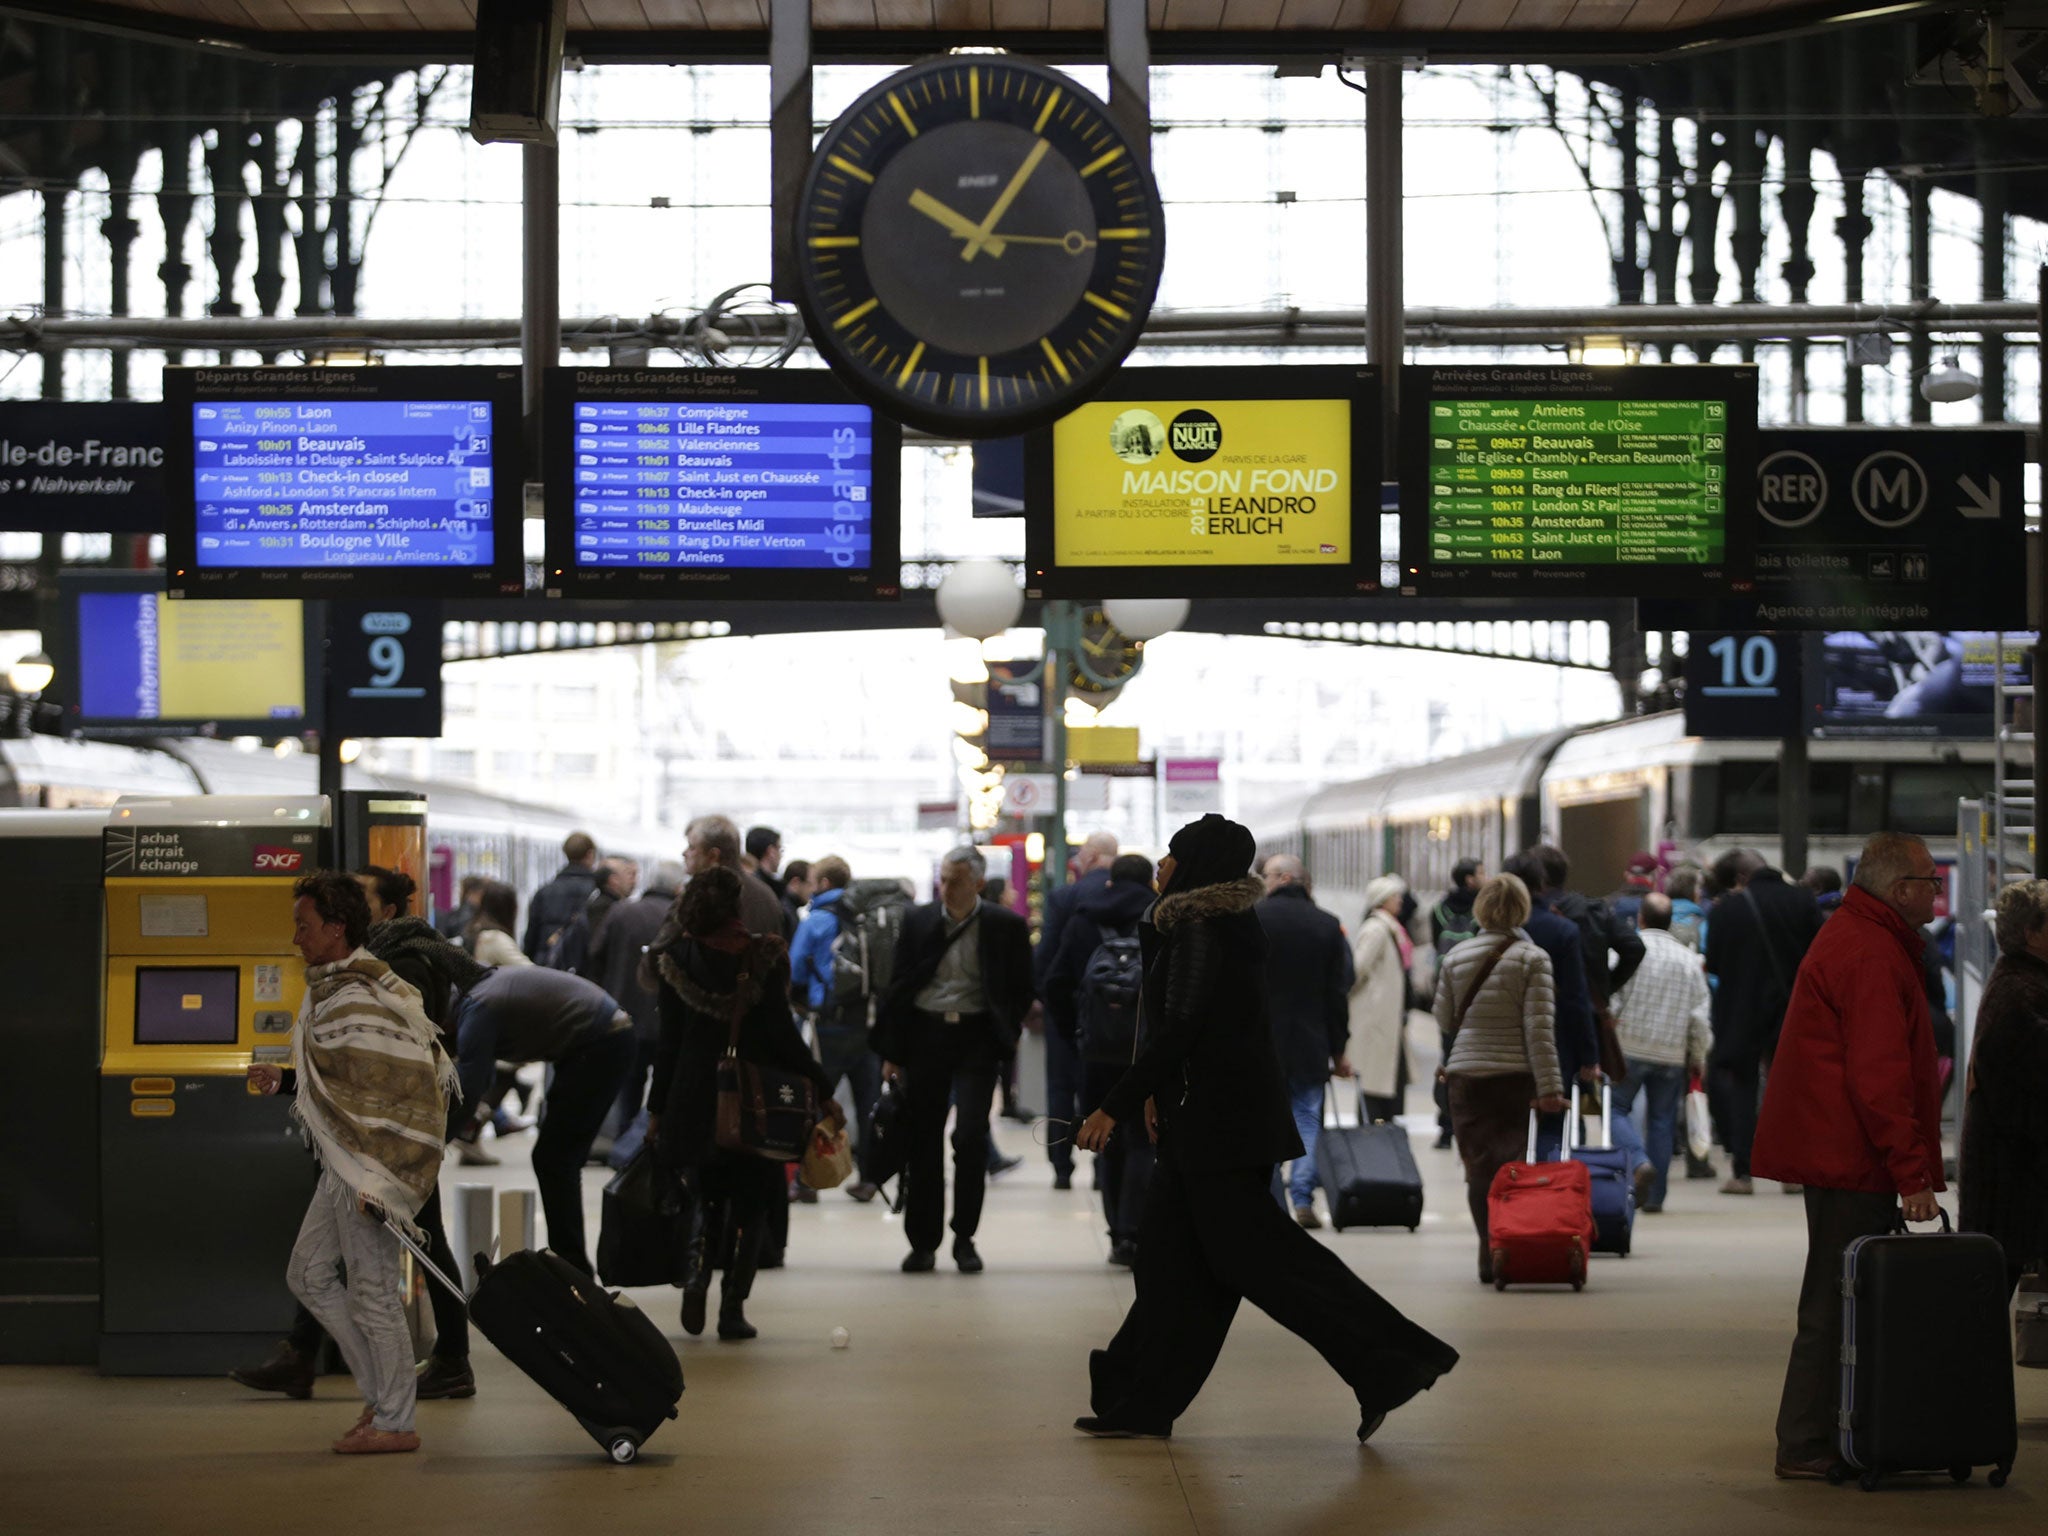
1152, 875, 1264, 932
654, 933, 787, 1018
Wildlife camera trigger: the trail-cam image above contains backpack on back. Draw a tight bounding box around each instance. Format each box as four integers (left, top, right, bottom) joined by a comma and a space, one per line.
1433, 899, 1480, 957
1078, 922, 1145, 1064
830, 879, 911, 1027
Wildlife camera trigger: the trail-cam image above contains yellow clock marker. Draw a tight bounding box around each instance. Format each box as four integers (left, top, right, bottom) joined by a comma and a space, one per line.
834, 297, 880, 330
808, 236, 860, 248
1034, 88, 1062, 135
970, 68, 980, 119
1040, 338, 1072, 385
979, 356, 991, 408
1098, 227, 1150, 240
1079, 146, 1126, 179
898, 342, 926, 387
827, 154, 875, 185
1083, 292, 1132, 321
889, 92, 918, 138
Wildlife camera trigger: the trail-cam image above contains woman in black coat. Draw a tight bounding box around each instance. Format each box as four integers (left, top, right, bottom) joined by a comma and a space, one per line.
645, 867, 838, 1341
1961, 879, 2048, 1296
1074, 815, 1458, 1443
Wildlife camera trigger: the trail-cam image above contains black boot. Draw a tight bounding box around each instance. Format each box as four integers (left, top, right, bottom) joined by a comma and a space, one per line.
678, 1200, 710, 1338
229, 1339, 315, 1399
717, 1220, 763, 1342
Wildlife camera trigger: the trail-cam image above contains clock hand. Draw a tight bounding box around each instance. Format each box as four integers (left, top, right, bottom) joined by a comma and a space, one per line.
961, 138, 1051, 262
908, 188, 1008, 258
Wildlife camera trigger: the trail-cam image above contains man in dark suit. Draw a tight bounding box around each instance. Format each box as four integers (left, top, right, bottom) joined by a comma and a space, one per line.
1706, 848, 1826, 1195
1256, 854, 1355, 1226
876, 845, 1036, 1274
1035, 831, 1119, 1190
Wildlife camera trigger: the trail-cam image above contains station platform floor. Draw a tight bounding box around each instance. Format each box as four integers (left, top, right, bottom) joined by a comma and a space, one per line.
8, 1115, 2047, 1536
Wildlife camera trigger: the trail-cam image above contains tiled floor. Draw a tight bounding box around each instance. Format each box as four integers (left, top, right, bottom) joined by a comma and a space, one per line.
8, 1118, 2046, 1536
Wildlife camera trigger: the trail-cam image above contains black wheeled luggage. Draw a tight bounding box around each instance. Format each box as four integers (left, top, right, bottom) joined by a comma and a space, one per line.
1313, 1088, 1424, 1232
1836, 1212, 2016, 1491
389, 1219, 683, 1464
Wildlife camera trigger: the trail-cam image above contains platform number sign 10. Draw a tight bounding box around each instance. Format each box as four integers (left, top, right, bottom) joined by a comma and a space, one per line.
1683, 631, 1802, 741
327, 600, 443, 740
1705, 634, 1778, 694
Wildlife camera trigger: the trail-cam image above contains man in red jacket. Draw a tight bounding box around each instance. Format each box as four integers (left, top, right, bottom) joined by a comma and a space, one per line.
1752, 831, 1946, 1481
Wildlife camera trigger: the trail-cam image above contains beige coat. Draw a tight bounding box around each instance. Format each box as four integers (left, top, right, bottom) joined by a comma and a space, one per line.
1346, 907, 1411, 1098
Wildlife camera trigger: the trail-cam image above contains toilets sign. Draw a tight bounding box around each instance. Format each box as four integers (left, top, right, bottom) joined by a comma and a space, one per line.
1648, 426, 2026, 630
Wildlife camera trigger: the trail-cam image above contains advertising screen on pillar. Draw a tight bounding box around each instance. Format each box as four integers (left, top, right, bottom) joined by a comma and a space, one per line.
161, 365, 526, 598
1400, 364, 1759, 599
541, 368, 902, 599
1023, 366, 1382, 599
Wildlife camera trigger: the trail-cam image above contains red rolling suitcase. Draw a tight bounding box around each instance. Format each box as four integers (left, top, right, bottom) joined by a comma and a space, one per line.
1486, 1110, 1596, 1291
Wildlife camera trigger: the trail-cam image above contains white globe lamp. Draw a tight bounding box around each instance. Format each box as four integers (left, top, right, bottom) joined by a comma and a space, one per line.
1920, 357, 1979, 405
935, 559, 1024, 641
1102, 598, 1190, 642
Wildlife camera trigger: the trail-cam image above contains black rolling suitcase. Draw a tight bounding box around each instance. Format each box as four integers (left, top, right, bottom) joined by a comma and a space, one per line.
389, 1221, 682, 1464
1835, 1211, 2016, 1491
1313, 1087, 1424, 1232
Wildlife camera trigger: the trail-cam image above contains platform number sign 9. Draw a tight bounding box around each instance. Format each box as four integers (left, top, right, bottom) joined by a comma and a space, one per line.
327, 600, 443, 740
1683, 631, 1803, 741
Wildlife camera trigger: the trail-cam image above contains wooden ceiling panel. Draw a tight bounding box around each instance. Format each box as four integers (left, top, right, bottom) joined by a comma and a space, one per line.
1386, 0, 1462, 27
1276, 0, 1344, 29
810, 0, 879, 24
634, 0, 714, 23
871, 0, 939, 25
1559, 0, 1639, 27
1159, 0, 1229, 26
1447, 0, 1521, 26
1047, 0, 1103, 29
990, 0, 1052, 29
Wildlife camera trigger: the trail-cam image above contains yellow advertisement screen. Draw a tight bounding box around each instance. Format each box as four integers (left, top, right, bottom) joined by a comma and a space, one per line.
1051, 397, 1352, 570
76, 588, 306, 725
158, 600, 305, 720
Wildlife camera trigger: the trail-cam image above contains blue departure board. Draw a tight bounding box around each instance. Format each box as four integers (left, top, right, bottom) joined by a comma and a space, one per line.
192, 399, 494, 568
570, 401, 872, 570
164, 365, 525, 598
543, 369, 902, 599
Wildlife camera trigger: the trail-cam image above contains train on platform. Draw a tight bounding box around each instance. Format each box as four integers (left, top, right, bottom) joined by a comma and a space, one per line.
0, 732, 674, 915
1247, 710, 1995, 923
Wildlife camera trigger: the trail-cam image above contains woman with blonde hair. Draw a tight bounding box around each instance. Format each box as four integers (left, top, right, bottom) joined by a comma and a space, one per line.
1434, 872, 1568, 1284
1347, 874, 1413, 1124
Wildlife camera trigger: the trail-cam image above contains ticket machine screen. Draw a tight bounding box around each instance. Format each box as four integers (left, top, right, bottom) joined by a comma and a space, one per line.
134, 967, 240, 1046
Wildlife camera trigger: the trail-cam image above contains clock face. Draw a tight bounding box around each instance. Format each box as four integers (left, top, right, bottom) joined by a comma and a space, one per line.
1072, 606, 1142, 692
795, 56, 1166, 438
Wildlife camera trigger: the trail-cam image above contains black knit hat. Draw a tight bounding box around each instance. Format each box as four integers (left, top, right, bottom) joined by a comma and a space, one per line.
1164, 814, 1256, 897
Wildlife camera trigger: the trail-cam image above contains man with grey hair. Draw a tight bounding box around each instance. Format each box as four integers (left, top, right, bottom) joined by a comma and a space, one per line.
1035, 831, 1121, 1189
1256, 854, 1354, 1224
874, 845, 1036, 1273
1752, 831, 1947, 1481
685, 813, 783, 938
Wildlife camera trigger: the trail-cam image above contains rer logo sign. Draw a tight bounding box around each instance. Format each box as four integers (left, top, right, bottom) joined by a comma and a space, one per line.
1646, 427, 2027, 632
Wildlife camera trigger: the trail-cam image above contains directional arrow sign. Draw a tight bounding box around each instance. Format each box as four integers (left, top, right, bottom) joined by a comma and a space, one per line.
1958, 473, 2001, 518
1643, 426, 2027, 630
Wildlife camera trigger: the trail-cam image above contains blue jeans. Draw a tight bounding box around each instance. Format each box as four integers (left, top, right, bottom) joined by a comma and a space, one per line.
1284, 1083, 1324, 1209
1612, 1059, 1687, 1209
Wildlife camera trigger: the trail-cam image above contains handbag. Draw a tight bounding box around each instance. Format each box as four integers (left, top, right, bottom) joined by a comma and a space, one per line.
801, 1114, 855, 1191
865, 1074, 911, 1187
1684, 1070, 1713, 1160
596, 1143, 683, 1288
714, 968, 820, 1162
2016, 1273, 2048, 1368
1595, 1008, 1631, 1083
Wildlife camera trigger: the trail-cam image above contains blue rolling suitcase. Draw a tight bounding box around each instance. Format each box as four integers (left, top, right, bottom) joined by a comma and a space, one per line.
1568, 1084, 1634, 1257
1835, 1211, 2016, 1491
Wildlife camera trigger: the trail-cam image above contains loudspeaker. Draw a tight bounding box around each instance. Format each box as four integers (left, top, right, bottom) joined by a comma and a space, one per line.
469, 0, 566, 147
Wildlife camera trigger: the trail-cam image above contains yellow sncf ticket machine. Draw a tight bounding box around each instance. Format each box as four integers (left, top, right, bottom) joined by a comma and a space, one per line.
99, 796, 326, 1374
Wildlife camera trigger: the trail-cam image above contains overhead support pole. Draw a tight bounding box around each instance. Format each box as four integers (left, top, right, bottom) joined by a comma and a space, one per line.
521, 141, 559, 482
1106, 0, 1151, 174
1979, 126, 2009, 425
1365, 59, 1403, 470
1779, 728, 1810, 881
767, 0, 812, 303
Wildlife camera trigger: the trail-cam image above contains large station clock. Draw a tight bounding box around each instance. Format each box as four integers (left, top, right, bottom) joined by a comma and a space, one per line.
794, 55, 1166, 438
